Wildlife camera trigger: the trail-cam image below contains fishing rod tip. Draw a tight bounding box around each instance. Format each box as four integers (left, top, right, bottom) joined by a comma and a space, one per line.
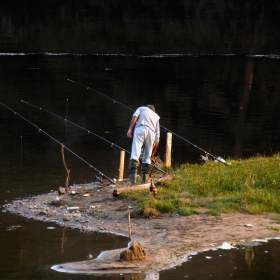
67, 79, 75, 83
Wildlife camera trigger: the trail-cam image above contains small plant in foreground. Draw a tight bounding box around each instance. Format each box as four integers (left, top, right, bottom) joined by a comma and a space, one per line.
131, 205, 160, 219
205, 209, 220, 216
142, 206, 160, 219
178, 206, 199, 216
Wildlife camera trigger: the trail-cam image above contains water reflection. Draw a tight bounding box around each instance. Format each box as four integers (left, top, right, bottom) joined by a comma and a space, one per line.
244, 246, 255, 268
2, 53, 280, 171
234, 57, 254, 158
0, 215, 128, 279
61, 226, 67, 255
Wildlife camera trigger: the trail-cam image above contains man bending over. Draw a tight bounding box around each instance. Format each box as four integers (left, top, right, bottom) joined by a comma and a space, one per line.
127, 105, 160, 184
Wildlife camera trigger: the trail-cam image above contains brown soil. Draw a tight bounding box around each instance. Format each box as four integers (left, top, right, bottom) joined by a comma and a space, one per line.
3, 181, 280, 277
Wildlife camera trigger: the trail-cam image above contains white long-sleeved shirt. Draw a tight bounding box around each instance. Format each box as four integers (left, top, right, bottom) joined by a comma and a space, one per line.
133, 106, 160, 142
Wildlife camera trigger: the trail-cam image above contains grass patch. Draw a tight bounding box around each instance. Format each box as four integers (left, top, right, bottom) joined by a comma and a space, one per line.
120, 154, 280, 217
205, 209, 220, 216
178, 206, 199, 216
266, 226, 280, 231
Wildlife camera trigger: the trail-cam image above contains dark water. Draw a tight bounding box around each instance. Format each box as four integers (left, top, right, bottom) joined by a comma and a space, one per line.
1, 1, 280, 279
160, 239, 280, 279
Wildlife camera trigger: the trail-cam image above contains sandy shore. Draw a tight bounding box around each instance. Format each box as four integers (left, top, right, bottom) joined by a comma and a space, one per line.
3, 182, 280, 279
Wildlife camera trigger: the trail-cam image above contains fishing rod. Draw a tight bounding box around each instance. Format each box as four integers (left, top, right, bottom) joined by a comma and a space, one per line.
21, 100, 166, 174
67, 79, 229, 166
21, 100, 131, 154
0, 101, 116, 185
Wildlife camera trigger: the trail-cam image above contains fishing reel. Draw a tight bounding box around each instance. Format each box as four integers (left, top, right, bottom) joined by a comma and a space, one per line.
95, 175, 103, 183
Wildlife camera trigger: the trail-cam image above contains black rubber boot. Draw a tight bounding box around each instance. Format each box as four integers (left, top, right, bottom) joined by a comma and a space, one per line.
141, 173, 149, 183
129, 159, 139, 185
141, 163, 151, 183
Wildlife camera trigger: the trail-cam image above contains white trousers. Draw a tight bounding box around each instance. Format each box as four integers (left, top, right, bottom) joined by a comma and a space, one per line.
130, 125, 155, 165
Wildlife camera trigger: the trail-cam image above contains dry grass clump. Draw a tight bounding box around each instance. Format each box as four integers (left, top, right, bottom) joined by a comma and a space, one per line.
132, 205, 160, 219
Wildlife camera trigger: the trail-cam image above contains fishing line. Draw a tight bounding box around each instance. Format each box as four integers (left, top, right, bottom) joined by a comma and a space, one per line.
0, 101, 116, 185
67, 79, 229, 166
21, 100, 166, 174
21, 100, 131, 154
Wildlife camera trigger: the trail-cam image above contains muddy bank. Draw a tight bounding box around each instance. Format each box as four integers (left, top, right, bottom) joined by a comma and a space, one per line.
3, 182, 280, 278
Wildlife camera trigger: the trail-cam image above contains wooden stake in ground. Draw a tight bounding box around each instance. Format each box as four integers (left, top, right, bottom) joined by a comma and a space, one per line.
165, 132, 172, 167
118, 150, 125, 180
61, 144, 71, 193
128, 209, 132, 241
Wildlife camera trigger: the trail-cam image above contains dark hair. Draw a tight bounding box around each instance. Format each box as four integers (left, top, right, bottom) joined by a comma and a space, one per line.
147, 105, 155, 112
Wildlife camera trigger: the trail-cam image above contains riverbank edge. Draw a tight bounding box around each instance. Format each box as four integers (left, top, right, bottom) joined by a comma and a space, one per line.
2, 182, 280, 277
